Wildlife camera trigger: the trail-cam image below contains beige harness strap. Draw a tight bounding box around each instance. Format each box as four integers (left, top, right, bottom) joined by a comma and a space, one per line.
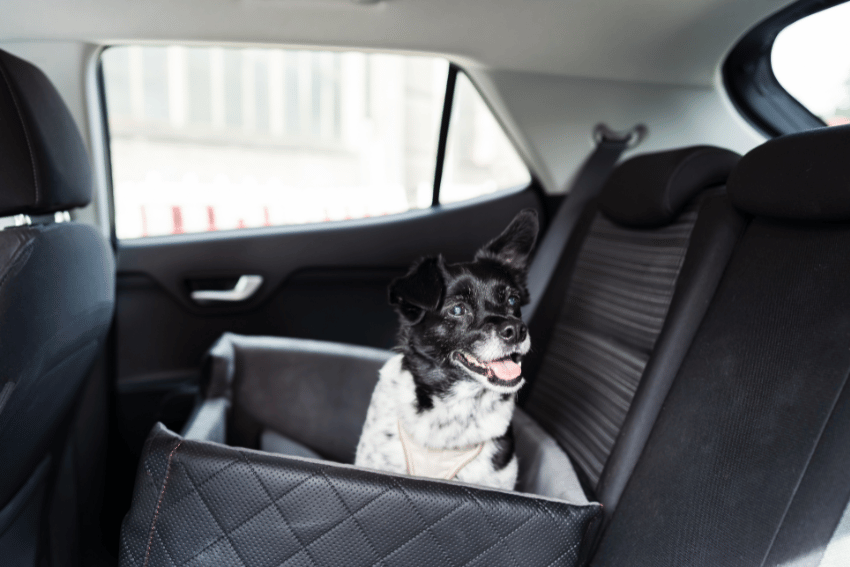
397, 421, 484, 480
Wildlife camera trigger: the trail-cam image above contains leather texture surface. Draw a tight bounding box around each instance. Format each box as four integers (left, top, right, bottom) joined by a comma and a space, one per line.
592, 219, 850, 566
204, 333, 391, 462
598, 146, 739, 228
0, 48, 92, 216
120, 424, 601, 567
727, 124, 850, 221
524, 193, 702, 487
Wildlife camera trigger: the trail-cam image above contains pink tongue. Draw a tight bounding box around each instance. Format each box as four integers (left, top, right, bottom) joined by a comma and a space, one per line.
486, 359, 521, 381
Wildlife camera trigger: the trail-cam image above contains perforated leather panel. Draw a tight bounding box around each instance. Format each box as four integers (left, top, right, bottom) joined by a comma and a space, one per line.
120, 424, 601, 567
523, 199, 699, 486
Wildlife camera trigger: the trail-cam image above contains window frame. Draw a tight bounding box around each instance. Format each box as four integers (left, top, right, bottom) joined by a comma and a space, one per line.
722, 0, 848, 137
97, 46, 534, 242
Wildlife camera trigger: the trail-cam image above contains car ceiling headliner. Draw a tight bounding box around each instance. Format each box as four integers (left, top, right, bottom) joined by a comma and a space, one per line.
3, 0, 794, 86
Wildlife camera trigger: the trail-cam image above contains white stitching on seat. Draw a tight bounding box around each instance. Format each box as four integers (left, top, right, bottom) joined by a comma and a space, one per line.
142, 440, 182, 567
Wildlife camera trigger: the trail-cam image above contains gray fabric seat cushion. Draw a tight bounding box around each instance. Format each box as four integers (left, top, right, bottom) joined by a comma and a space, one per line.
260, 429, 323, 461
513, 408, 588, 504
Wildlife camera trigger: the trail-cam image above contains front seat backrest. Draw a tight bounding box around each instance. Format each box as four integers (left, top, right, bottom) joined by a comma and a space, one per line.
0, 49, 115, 567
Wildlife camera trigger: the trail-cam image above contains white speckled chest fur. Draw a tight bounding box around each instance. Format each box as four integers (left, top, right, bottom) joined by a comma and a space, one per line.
354, 210, 539, 490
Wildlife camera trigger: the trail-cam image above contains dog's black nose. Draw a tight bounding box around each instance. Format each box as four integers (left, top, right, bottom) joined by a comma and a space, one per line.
500, 321, 527, 343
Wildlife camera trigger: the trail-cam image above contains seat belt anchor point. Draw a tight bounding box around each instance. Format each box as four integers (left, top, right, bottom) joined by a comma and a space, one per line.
593, 123, 648, 149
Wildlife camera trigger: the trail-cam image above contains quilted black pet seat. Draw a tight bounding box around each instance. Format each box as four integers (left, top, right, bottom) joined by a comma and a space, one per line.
119, 334, 601, 567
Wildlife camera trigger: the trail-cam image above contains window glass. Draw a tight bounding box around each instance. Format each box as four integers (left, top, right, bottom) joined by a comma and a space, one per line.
102, 46, 448, 238
772, 2, 850, 126
440, 72, 530, 204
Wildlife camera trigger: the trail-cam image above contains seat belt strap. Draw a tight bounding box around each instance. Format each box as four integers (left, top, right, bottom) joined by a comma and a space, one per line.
523, 124, 645, 321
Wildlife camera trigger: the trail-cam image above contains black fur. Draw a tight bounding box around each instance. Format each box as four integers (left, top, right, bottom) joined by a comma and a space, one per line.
388, 209, 539, 419
389, 256, 445, 324
491, 426, 515, 471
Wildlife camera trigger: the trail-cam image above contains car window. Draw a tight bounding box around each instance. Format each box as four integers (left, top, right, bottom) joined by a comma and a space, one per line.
772, 2, 850, 127
440, 72, 530, 204
101, 46, 530, 239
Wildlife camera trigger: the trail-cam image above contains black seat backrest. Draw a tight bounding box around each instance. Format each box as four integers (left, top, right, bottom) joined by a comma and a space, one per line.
522, 146, 743, 509
0, 49, 115, 566
593, 124, 850, 566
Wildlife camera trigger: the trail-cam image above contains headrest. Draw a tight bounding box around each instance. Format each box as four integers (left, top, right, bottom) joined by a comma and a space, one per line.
599, 145, 741, 228
0, 49, 92, 217
728, 125, 850, 222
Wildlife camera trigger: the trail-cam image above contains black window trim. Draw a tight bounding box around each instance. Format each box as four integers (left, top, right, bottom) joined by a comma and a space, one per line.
432, 63, 459, 207
723, 0, 849, 137
96, 46, 119, 250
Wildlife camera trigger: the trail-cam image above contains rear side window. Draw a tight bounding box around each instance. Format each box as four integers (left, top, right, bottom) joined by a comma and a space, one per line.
440, 73, 529, 204
772, 2, 850, 126
101, 46, 530, 239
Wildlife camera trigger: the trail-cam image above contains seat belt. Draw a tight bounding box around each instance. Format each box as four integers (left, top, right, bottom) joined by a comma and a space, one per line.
523, 123, 646, 321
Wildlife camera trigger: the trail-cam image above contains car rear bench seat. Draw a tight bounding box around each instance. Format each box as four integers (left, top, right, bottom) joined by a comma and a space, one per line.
593, 124, 850, 566
123, 125, 850, 566
118, 143, 752, 566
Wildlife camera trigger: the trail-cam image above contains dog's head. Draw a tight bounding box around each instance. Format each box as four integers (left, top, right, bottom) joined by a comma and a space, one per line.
389, 209, 538, 395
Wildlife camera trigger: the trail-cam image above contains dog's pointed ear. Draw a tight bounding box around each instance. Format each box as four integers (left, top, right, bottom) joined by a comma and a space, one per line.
475, 209, 539, 271
389, 256, 446, 325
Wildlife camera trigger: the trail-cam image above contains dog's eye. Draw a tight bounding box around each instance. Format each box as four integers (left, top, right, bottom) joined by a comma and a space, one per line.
449, 304, 466, 316
507, 295, 520, 307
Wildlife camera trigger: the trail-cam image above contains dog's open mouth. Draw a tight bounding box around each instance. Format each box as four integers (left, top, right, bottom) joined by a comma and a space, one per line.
452, 351, 524, 387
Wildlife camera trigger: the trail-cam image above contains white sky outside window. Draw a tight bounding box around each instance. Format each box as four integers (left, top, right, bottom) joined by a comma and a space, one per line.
772, 2, 850, 126
440, 73, 530, 204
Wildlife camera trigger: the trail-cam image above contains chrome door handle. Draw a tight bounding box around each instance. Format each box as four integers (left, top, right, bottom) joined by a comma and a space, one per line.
190, 275, 263, 303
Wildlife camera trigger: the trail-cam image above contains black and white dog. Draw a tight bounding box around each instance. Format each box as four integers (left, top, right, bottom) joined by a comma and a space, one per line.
355, 209, 538, 490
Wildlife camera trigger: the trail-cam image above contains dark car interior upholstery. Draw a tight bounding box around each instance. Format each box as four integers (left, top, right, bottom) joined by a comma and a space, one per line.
523, 146, 742, 502
121, 423, 600, 567
200, 333, 392, 463
156, 334, 600, 566
6, 17, 850, 566
115, 144, 755, 566
593, 123, 850, 566
120, 122, 850, 566
0, 49, 115, 567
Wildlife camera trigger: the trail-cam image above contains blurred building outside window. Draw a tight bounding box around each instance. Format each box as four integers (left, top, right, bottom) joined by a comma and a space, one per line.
102, 46, 530, 239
